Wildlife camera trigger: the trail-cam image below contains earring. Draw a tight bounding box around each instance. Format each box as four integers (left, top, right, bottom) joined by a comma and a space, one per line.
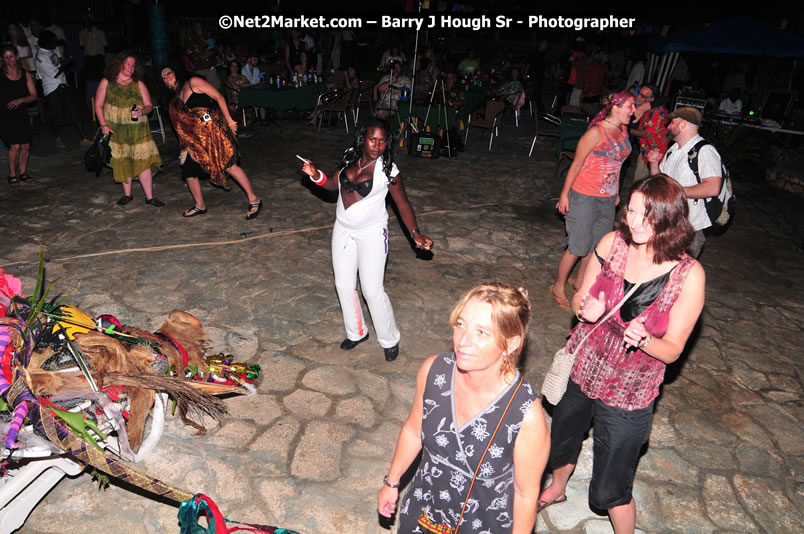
500, 356, 507, 371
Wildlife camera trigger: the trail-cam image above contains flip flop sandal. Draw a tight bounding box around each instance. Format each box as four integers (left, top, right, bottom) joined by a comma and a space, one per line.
549, 286, 570, 308
537, 495, 567, 513
246, 200, 262, 220
568, 277, 580, 292
183, 206, 207, 217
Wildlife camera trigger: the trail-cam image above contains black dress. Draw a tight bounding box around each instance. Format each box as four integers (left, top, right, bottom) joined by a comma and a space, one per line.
0, 70, 32, 145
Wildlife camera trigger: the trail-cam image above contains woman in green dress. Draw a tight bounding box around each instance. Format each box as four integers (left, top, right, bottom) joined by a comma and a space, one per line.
94, 52, 163, 206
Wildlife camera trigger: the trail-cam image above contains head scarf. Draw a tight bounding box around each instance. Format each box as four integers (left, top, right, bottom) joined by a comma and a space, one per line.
588, 89, 632, 130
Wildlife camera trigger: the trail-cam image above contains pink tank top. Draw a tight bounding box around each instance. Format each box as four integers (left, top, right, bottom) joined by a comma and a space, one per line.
568, 233, 695, 410
572, 123, 631, 198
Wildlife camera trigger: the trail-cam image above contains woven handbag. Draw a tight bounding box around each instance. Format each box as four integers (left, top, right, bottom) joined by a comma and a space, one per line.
541, 268, 656, 405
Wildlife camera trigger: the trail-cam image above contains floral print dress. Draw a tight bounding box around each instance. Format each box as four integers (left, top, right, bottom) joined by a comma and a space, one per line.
397, 353, 539, 534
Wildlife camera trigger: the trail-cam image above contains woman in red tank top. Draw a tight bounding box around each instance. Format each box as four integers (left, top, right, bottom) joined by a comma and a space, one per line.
551, 91, 634, 308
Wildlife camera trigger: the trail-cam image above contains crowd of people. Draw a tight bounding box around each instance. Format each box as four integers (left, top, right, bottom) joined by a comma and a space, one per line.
0, 14, 745, 534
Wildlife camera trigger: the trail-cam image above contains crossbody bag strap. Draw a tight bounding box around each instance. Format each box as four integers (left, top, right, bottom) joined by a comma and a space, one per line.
454, 375, 524, 533
571, 263, 659, 353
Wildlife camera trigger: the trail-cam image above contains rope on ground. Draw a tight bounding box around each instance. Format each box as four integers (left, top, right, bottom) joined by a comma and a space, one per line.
1, 203, 507, 268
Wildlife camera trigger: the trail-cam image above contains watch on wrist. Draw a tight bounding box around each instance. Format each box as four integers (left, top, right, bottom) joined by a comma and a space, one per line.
383, 475, 400, 489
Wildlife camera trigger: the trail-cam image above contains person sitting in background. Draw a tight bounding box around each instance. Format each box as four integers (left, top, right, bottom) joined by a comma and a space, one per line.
225, 60, 250, 114
293, 51, 309, 76
494, 66, 524, 105
457, 49, 480, 76
241, 56, 260, 86
718, 88, 742, 115
376, 60, 409, 119
379, 45, 405, 71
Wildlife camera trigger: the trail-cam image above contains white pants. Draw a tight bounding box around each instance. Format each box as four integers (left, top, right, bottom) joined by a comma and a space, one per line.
332, 220, 400, 348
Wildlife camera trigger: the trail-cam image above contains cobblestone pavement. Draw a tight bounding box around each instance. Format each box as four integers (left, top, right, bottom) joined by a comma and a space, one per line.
1, 110, 802, 534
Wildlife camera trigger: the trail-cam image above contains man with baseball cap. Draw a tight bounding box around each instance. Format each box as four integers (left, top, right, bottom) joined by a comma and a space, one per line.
648, 107, 721, 257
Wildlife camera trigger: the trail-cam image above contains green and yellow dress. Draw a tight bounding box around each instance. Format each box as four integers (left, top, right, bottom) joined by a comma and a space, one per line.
103, 80, 162, 184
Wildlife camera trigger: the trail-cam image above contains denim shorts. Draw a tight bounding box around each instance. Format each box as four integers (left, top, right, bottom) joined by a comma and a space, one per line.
548, 380, 654, 510
565, 189, 616, 257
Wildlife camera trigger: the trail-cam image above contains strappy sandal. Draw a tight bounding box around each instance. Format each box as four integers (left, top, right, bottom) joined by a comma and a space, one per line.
549, 286, 570, 308
8, 176, 19, 185
183, 206, 207, 217
568, 277, 580, 292
246, 200, 262, 220
18, 173, 31, 182
537, 494, 567, 513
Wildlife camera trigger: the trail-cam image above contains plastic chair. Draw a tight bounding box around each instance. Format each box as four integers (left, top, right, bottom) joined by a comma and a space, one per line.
554, 106, 590, 177
315, 88, 359, 133
528, 110, 561, 157
149, 105, 166, 143
464, 100, 506, 151
354, 80, 375, 125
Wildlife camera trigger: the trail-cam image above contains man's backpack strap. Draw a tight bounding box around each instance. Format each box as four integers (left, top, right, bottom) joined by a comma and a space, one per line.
687, 139, 713, 185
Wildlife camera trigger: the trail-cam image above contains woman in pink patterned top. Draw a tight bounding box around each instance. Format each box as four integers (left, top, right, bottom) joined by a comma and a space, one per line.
538, 174, 706, 533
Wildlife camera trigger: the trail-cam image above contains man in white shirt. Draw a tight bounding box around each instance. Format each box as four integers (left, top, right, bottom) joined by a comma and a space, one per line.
376, 60, 410, 119
718, 88, 742, 115
648, 107, 721, 257
36, 30, 90, 148
241, 56, 261, 86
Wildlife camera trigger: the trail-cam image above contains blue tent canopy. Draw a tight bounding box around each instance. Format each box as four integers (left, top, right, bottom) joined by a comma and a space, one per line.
651, 17, 804, 58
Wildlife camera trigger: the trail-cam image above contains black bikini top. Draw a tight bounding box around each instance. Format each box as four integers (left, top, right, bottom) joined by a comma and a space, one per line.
595, 250, 676, 322
339, 170, 373, 197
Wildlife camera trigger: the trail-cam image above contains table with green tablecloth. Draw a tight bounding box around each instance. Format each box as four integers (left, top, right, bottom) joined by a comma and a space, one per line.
238, 84, 327, 113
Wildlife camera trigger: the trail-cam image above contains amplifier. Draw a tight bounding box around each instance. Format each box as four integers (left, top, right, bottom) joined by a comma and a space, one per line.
408, 133, 440, 158
675, 96, 706, 115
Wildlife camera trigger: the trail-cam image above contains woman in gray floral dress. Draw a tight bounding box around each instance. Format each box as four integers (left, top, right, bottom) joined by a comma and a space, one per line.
378, 282, 549, 533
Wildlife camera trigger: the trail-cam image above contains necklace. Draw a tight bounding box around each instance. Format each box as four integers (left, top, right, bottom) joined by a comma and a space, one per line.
357, 158, 376, 173
603, 118, 619, 128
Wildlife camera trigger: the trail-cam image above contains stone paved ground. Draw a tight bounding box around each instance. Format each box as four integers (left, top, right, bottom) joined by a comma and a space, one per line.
1, 108, 802, 533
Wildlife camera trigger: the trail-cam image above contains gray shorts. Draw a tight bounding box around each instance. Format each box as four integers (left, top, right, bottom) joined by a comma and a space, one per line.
565, 189, 616, 257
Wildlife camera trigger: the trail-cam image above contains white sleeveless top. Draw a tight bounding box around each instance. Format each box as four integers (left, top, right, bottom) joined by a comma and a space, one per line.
335, 159, 399, 230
